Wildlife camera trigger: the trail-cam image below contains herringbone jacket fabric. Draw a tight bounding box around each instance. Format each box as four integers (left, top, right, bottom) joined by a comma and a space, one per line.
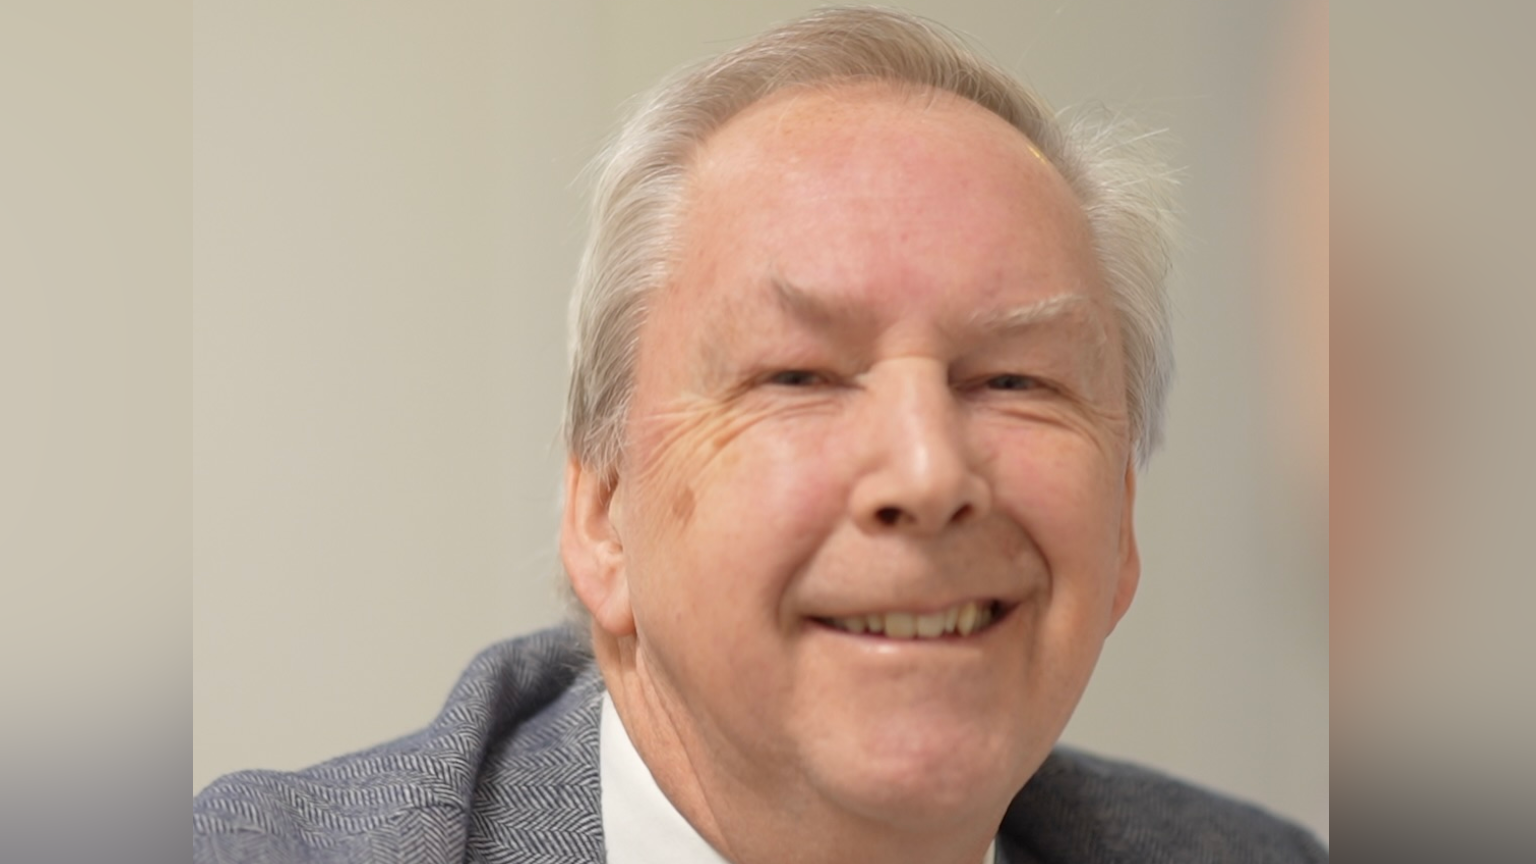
193, 626, 1327, 863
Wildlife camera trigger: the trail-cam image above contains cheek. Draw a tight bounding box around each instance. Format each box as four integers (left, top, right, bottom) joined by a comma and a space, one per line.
624, 405, 848, 613
986, 430, 1127, 575
691, 432, 850, 591
625, 393, 782, 557
624, 418, 851, 715
991, 440, 1129, 709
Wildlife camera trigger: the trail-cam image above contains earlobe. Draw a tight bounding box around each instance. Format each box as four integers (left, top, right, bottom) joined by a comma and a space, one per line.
1109, 464, 1141, 629
560, 457, 636, 637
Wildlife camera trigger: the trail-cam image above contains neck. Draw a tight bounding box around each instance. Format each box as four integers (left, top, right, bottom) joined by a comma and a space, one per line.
591, 629, 1004, 864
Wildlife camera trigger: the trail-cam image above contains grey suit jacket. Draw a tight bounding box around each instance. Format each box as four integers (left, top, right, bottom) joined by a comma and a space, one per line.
194, 627, 1326, 863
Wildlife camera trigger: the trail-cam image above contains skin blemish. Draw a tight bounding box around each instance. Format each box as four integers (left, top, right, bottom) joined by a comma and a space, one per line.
628, 388, 785, 534
671, 483, 696, 524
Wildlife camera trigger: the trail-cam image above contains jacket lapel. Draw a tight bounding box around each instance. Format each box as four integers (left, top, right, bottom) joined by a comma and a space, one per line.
461, 646, 608, 863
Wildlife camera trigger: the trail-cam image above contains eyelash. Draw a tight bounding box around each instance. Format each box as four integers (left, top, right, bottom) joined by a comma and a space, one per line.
766, 369, 827, 387
765, 369, 1050, 394
983, 373, 1044, 392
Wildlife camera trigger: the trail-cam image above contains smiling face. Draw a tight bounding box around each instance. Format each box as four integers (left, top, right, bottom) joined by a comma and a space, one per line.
564, 83, 1141, 842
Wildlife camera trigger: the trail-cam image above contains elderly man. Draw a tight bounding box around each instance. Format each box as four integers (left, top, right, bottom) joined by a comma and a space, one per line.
195, 8, 1324, 863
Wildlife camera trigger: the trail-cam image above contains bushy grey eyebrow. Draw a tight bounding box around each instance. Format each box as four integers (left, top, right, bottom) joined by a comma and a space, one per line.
968, 293, 1091, 333
770, 272, 1094, 334
758, 270, 1109, 374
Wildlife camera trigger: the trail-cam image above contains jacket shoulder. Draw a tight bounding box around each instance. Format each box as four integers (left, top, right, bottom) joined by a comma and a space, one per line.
1002, 747, 1326, 864
193, 626, 603, 864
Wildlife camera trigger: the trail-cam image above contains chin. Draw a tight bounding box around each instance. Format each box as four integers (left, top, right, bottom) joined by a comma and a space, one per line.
810, 714, 1032, 829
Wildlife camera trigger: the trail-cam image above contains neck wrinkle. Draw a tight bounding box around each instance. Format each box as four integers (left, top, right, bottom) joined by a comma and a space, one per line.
601, 633, 735, 860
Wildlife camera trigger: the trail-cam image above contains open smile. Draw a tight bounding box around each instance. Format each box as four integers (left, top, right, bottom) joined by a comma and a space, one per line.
812, 599, 1012, 640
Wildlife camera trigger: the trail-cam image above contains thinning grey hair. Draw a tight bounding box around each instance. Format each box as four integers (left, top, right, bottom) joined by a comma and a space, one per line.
563, 5, 1176, 479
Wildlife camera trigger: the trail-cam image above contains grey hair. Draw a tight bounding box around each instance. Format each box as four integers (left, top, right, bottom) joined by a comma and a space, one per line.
563, 5, 1176, 478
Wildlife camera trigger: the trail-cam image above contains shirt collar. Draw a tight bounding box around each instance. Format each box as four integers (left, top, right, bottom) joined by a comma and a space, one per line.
601, 692, 732, 864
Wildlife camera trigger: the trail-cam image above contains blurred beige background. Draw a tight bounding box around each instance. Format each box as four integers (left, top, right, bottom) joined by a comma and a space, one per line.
193, 0, 1327, 841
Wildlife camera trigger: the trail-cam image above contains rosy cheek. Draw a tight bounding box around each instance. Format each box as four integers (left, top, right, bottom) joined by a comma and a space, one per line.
986, 434, 1122, 545
726, 425, 839, 521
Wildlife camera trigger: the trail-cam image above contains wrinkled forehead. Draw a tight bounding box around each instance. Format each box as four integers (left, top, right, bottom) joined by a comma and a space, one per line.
660, 81, 1109, 344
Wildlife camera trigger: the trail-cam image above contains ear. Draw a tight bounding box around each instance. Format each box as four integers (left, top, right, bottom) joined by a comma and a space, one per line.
560, 456, 636, 637
1109, 463, 1141, 630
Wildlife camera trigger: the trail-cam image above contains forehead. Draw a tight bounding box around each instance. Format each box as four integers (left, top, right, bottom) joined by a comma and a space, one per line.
707, 82, 1044, 167
658, 82, 1106, 346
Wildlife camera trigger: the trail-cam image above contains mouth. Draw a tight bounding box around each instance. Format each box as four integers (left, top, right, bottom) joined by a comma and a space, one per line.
811, 599, 1010, 640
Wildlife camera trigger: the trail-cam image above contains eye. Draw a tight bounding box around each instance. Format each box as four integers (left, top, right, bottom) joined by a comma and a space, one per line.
767, 369, 825, 387
985, 373, 1043, 391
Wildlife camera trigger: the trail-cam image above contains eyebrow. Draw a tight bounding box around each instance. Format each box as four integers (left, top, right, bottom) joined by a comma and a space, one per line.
775, 271, 1092, 326
968, 292, 1095, 335
768, 274, 864, 330
765, 272, 1102, 353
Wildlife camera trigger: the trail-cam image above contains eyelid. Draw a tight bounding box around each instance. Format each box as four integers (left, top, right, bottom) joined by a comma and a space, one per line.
988, 373, 1042, 390
962, 372, 1058, 395
765, 369, 828, 387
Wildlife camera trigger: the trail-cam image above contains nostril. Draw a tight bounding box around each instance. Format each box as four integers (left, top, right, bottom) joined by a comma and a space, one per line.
951, 503, 973, 524
875, 507, 902, 526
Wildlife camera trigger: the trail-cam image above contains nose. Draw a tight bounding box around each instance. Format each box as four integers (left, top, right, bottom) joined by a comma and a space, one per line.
850, 362, 991, 535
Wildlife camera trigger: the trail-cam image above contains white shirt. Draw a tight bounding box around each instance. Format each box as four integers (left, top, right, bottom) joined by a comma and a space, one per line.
599, 693, 997, 864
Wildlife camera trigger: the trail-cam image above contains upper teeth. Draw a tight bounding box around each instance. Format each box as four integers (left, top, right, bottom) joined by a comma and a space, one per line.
825, 601, 996, 639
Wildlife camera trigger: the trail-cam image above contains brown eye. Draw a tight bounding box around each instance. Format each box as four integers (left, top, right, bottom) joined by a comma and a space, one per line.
768, 370, 824, 387
986, 374, 1041, 391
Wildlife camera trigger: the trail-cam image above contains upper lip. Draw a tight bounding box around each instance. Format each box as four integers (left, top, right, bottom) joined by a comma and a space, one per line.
805, 594, 1016, 619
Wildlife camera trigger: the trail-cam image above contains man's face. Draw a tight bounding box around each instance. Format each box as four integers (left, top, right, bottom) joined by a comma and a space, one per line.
593, 85, 1138, 827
